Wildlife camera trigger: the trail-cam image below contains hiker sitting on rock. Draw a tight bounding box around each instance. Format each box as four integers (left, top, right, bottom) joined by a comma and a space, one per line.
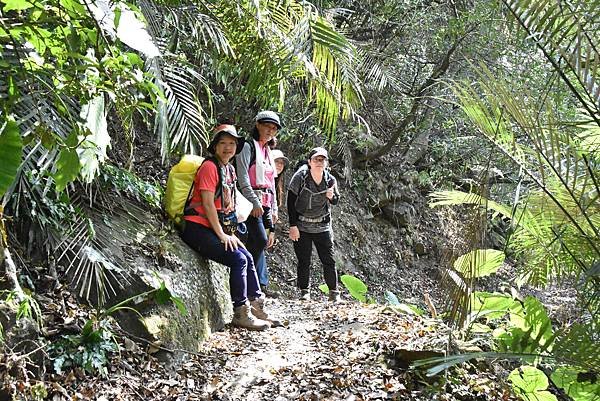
180, 124, 282, 330
235, 111, 280, 296
287, 147, 341, 302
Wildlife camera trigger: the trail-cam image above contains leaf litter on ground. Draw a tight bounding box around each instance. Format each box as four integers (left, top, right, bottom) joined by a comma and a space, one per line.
5, 281, 518, 401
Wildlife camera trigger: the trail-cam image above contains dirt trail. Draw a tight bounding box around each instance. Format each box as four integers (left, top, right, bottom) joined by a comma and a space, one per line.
31, 293, 517, 401
182, 297, 514, 401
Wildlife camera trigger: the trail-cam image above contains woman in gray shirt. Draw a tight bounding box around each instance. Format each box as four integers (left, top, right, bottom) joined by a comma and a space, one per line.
287, 147, 341, 302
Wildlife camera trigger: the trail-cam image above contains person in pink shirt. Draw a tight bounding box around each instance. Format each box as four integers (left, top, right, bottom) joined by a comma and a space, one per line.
235, 111, 281, 295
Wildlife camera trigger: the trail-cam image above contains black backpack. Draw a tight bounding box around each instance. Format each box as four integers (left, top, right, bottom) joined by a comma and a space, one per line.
232, 138, 257, 170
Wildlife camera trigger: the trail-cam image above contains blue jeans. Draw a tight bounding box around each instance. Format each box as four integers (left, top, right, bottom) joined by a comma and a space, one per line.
256, 252, 268, 286
180, 221, 262, 307
245, 213, 268, 262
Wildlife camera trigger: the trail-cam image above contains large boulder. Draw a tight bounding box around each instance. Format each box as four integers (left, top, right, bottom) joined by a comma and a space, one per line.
63, 198, 232, 364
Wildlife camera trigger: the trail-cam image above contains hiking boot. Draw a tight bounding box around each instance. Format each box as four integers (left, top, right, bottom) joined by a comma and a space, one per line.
260, 284, 280, 299
299, 289, 310, 301
328, 290, 341, 303
232, 303, 271, 331
250, 297, 284, 327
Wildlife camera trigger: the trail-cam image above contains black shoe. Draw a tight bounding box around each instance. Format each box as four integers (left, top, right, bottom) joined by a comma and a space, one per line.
299, 289, 310, 301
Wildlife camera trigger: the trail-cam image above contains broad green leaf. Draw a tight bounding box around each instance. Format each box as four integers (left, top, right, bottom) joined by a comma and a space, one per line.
318, 284, 329, 294
170, 296, 188, 316
498, 297, 554, 354
153, 286, 171, 305
54, 147, 80, 192
1, 0, 35, 12
114, 5, 122, 28
551, 367, 600, 401
340, 274, 367, 302
454, 249, 505, 278
7, 75, 17, 99
511, 297, 553, 344
392, 303, 425, 316
0, 120, 23, 197
59, 0, 85, 16
508, 366, 557, 401
470, 292, 516, 321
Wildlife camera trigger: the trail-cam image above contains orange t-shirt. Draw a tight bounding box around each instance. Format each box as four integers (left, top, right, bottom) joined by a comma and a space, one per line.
183, 160, 236, 228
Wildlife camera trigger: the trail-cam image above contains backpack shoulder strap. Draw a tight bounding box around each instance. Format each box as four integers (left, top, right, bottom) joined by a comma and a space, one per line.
248, 138, 256, 166
298, 164, 310, 191
205, 157, 224, 200
324, 169, 334, 187
185, 157, 224, 212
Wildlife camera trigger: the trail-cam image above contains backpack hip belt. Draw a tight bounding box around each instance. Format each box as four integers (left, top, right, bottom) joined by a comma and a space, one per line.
252, 187, 273, 194
298, 214, 329, 223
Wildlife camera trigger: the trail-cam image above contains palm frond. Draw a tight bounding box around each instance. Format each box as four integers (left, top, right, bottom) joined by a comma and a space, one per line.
554, 323, 600, 370
452, 73, 600, 258
161, 62, 211, 155
503, 0, 600, 121
431, 186, 598, 287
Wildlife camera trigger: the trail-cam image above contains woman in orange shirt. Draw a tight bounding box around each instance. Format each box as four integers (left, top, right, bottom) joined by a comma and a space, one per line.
180, 124, 282, 330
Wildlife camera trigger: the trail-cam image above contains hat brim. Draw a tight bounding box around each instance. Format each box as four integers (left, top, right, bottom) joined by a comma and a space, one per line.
257, 118, 282, 129
310, 152, 328, 159
275, 156, 289, 165
207, 132, 244, 155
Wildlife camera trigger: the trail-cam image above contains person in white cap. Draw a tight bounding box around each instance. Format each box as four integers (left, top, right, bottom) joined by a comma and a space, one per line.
235, 111, 282, 297
180, 124, 281, 330
271, 149, 289, 208
287, 147, 341, 302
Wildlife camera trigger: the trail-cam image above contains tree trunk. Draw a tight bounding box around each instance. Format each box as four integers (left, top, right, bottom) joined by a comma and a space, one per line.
1, 207, 25, 301
354, 39, 461, 166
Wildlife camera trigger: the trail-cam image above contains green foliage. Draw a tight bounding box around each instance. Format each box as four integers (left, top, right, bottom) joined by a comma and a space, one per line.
340, 274, 368, 302
54, 147, 80, 193
143, 0, 363, 156
553, 323, 600, 371
495, 296, 554, 356
100, 165, 162, 209
319, 275, 374, 303
508, 366, 557, 401
468, 291, 554, 356
28, 383, 48, 401
16, 294, 42, 326
2, 290, 42, 326
453, 249, 505, 278
0, 120, 22, 198
551, 366, 600, 401
0, 290, 43, 343
49, 318, 117, 376
469, 291, 516, 322
49, 277, 186, 375
384, 291, 425, 316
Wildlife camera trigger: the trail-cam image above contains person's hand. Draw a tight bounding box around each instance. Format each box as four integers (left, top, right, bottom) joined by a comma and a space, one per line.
272, 211, 279, 224
267, 231, 275, 248
219, 233, 244, 251
251, 206, 264, 218
289, 226, 300, 241
326, 187, 334, 200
